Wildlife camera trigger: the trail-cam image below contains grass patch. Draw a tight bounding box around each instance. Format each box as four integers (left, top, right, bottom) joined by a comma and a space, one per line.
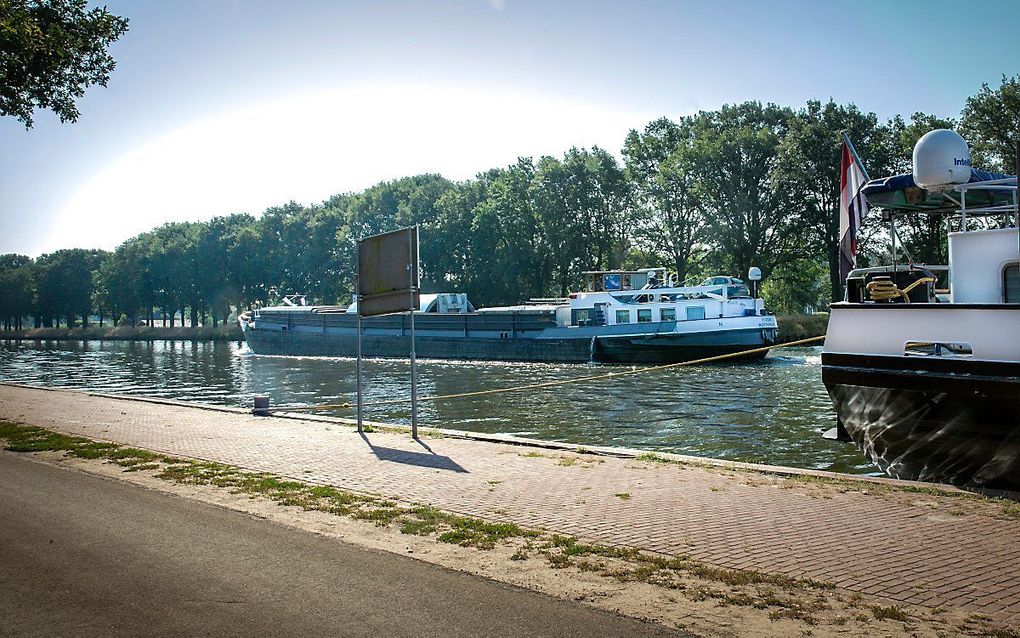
768, 608, 817, 625
635, 452, 670, 464
871, 604, 910, 622
614, 492, 631, 500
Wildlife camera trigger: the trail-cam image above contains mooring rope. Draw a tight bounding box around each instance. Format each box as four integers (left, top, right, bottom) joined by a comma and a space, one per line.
263, 335, 826, 415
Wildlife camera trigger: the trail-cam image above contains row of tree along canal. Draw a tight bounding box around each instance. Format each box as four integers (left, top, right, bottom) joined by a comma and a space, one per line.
2, 78, 1018, 332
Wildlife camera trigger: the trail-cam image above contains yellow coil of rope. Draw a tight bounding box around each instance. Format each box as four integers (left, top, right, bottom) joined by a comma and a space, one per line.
866, 277, 935, 302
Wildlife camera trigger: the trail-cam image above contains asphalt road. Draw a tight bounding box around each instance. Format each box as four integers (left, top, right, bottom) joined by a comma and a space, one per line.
0, 454, 682, 637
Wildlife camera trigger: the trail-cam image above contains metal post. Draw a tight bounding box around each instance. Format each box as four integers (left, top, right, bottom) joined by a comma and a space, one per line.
891, 215, 897, 271
408, 228, 418, 439
355, 275, 363, 434
961, 189, 967, 232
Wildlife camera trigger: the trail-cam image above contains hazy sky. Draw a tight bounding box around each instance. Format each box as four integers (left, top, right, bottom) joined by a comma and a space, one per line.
2, 0, 1018, 257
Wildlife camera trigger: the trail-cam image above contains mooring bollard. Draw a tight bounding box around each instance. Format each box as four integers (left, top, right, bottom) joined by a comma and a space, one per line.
253, 395, 270, 416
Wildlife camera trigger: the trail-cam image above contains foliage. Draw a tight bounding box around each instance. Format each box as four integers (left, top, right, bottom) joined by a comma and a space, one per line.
623, 117, 706, 281
694, 102, 799, 281
960, 74, 1020, 173
0, 0, 129, 127
776, 100, 897, 301
0, 254, 34, 329
1, 80, 1015, 327
761, 259, 830, 315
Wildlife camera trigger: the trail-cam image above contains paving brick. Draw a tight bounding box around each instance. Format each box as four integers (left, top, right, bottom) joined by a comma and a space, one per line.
2, 384, 1018, 618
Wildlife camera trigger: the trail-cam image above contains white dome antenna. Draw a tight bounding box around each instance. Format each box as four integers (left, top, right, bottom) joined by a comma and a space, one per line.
913, 129, 971, 189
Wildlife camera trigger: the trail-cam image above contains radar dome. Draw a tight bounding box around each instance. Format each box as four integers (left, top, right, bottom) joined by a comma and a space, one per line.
913, 129, 971, 189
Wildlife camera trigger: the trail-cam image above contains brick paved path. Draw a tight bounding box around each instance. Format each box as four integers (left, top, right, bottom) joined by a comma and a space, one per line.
2, 384, 1018, 623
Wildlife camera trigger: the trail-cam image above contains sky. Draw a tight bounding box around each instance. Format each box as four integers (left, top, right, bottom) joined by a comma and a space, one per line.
2, 0, 1018, 257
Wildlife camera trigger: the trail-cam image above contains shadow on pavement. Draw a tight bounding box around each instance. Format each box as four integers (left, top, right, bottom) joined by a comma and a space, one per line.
359, 432, 467, 473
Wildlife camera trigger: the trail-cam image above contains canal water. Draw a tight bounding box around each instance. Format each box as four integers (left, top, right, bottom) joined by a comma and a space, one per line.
0, 340, 877, 474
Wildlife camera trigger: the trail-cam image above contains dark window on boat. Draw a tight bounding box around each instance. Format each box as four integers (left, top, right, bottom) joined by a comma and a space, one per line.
686, 306, 705, 320
637, 309, 652, 323
572, 308, 592, 325
660, 307, 676, 321
1005, 263, 1020, 303
615, 309, 630, 324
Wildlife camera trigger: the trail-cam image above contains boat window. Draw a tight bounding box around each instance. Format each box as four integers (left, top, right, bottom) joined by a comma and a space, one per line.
686, 306, 705, 320
572, 308, 592, 325
904, 341, 973, 358
660, 307, 676, 321
1005, 263, 1020, 303
637, 308, 652, 323
615, 309, 630, 324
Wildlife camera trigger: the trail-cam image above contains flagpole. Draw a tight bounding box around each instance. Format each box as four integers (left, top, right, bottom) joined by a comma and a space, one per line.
842, 132, 871, 182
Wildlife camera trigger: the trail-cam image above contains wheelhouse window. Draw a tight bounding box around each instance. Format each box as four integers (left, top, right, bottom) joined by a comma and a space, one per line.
572, 308, 592, 325
686, 306, 705, 320
660, 307, 676, 321
637, 308, 652, 323
1005, 263, 1020, 303
615, 309, 630, 324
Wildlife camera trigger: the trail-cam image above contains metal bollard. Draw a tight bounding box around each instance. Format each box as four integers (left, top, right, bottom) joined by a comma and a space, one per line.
253, 395, 270, 417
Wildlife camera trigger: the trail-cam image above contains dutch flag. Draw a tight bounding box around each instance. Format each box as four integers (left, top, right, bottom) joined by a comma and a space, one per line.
839, 134, 870, 284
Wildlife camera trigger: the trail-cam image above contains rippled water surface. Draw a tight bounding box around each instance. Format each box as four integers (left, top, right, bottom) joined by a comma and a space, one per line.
0, 339, 877, 474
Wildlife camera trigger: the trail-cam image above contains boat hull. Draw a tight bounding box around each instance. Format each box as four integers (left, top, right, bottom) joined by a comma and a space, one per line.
241, 324, 773, 364
822, 352, 1020, 489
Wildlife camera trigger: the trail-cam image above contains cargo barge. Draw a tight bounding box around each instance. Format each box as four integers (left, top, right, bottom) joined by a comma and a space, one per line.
240, 269, 779, 364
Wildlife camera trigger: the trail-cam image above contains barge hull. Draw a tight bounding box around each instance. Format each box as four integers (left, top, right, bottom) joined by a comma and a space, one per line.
822, 352, 1020, 489
242, 327, 772, 364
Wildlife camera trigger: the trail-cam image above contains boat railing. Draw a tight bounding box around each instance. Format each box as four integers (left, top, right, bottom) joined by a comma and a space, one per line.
600, 283, 730, 302
953, 179, 1018, 229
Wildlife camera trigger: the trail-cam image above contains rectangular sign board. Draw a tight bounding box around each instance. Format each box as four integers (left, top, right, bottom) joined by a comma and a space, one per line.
357, 226, 420, 317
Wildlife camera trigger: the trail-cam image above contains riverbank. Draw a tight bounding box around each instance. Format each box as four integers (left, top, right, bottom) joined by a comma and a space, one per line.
0, 323, 243, 342
775, 313, 828, 342
0, 314, 828, 344
0, 383, 1017, 637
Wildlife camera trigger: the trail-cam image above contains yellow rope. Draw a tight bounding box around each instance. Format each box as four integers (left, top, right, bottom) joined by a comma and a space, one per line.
265, 335, 826, 414
866, 277, 935, 302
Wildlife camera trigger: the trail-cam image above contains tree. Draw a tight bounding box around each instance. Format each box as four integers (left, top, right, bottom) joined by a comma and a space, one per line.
33, 248, 97, 326
1, 0, 129, 127
428, 178, 490, 295
101, 239, 148, 325
0, 254, 34, 329
530, 148, 632, 296
623, 117, 706, 282
960, 74, 1020, 173
775, 100, 897, 301
695, 102, 801, 281
469, 160, 546, 305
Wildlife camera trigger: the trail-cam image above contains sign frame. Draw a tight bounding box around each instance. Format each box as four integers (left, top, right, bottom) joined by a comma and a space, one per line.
354, 226, 420, 437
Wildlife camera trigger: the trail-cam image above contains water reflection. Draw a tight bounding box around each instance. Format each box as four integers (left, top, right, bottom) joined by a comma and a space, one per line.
0, 339, 875, 474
